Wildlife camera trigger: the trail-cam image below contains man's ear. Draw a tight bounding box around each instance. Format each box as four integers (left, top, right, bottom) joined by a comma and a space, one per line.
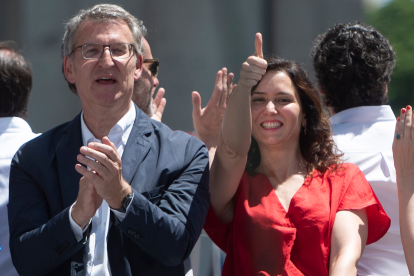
63, 56, 76, 84
134, 54, 143, 81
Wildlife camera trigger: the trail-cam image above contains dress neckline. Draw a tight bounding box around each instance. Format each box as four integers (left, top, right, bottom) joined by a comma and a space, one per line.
252, 172, 313, 214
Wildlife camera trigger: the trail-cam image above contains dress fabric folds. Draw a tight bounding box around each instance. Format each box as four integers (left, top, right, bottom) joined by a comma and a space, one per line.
204, 163, 390, 276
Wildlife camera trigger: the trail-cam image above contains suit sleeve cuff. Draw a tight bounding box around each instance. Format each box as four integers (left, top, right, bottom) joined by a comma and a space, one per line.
69, 203, 92, 242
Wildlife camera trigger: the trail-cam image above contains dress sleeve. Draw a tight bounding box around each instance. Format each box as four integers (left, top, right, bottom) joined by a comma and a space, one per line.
203, 207, 233, 253
203, 173, 247, 254
337, 164, 391, 244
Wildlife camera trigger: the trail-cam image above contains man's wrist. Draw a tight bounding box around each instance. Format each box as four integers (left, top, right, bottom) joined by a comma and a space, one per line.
71, 203, 91, 229
108, 183, 133, 209
69, 203, 91, 242
111, 193, 133, 213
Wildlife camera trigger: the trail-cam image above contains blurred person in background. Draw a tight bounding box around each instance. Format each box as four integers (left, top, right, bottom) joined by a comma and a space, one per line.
133, 36, 166, 122
192, 68, 235, 167
312, 22, 408, 275
0, 41, 39, 276
190, 68, 235, 276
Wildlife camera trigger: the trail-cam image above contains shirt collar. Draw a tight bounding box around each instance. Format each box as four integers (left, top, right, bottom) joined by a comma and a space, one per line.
329, 105, 396, 125
81, 102, 136, 147
0, 116, 34, 134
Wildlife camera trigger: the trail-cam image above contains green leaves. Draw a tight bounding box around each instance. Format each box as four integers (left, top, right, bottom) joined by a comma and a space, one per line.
368, 0, 414, 114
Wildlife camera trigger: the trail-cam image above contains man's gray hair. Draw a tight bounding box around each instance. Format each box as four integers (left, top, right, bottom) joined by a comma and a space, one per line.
61, 4, 147, 94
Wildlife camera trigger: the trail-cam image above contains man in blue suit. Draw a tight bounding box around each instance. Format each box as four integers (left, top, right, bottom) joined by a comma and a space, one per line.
8, 4, 209, 276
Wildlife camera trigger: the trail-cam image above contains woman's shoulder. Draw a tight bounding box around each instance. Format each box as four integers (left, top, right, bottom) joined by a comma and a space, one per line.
310, 163, 365, 189
339, 162, 361, 172
320, 163, 362, 178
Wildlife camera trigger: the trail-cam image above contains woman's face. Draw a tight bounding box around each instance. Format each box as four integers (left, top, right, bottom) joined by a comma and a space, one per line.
251, 70, 304, 149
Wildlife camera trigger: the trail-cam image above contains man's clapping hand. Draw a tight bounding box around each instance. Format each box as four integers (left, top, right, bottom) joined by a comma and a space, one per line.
72, 137, 132, 228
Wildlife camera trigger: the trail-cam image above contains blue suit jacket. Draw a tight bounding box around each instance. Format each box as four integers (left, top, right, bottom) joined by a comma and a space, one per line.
8, 105, 210, 276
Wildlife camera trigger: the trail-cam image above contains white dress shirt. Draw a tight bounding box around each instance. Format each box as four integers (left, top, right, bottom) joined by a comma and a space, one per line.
190, 230, 225, 276
0, 117, 39, 276
69, 104, 135, 276
330, 105, 409, 276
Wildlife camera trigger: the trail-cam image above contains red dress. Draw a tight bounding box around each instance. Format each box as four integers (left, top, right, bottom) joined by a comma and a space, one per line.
204, 163, 390, 276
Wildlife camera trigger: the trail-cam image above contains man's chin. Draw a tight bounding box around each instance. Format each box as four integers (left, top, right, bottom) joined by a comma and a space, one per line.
134, 101, 152, 117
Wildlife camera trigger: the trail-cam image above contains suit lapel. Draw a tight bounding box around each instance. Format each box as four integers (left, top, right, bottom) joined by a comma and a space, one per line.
109, 106, 152, 275
122, 105, 153, 184
55, 114, 84, 208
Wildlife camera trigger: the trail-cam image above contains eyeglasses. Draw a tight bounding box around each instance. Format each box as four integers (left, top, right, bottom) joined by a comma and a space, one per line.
143, 59, 159, 77
70, 43, 135, 60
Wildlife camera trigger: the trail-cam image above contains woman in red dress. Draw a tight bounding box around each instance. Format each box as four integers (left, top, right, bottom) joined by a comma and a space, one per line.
204, 33, 390, 276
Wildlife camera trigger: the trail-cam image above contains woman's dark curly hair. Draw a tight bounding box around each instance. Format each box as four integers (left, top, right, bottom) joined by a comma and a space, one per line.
311, 22, 395, 114
245, 57, 342, 176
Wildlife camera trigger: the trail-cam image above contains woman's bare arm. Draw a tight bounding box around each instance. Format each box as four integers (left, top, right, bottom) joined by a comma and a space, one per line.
329, 209, 368, 276
393, 105, 414, 274
210, 33, 267, 224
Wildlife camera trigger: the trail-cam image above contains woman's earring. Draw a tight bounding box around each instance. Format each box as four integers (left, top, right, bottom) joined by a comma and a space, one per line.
302, 125, 307, 135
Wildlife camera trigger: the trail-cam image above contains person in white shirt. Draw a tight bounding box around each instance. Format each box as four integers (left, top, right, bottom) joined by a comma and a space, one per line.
190, 68, 235, 276
311, 22, 409, 275
7, 4, 209, 276
0, 41, 39, 276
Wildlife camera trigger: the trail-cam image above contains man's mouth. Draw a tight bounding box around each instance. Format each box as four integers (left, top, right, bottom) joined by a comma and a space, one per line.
261, 122, 282, 129
96, 77, 116, 84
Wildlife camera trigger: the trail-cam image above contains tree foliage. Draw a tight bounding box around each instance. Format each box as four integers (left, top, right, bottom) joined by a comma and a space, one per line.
367, 0, 414, 113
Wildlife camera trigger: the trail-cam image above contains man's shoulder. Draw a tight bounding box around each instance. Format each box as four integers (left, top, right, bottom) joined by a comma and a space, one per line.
148, 120, 207, 163
333, 120, 395, 153
16, 115, 80, 159
26, 121, 73, 147
331, 106, 395, 153
151, 120, 202, 145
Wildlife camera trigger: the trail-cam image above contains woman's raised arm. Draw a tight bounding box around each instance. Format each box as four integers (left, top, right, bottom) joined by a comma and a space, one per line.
209, 33, 267, 224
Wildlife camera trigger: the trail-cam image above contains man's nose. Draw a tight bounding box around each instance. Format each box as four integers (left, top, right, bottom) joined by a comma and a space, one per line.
153, 76, 159, 88
98, 47, 115, 68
